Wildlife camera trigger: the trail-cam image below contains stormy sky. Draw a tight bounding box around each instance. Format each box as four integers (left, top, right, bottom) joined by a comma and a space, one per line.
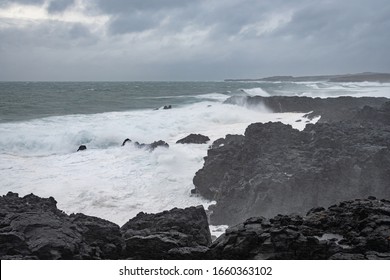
0, 0, 389, 81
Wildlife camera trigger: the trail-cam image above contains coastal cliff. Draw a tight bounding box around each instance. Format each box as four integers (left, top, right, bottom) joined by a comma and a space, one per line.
194, 99, 390, 225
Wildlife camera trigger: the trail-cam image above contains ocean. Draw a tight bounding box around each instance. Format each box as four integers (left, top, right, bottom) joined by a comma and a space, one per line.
1, 80, 389, 231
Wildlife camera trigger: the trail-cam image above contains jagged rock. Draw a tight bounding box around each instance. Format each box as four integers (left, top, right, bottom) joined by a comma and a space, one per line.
176, 134, 210, 144
0, 192, 124, 260
120, 206, 211, 259
194, 121, 390, 225
225, 96, 387, 123
77, 145, 87, 152
208, 198, 390, 259
122, 138, 132, 146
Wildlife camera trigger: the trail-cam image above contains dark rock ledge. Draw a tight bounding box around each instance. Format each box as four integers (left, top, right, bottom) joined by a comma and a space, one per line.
1, 192, 390, 259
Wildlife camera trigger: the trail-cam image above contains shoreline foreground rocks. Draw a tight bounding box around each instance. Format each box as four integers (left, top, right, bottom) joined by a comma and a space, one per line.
0, 192, 210, 260
1, 192, 390, 260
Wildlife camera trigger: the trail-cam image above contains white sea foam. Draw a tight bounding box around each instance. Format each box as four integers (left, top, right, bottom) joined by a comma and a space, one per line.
0, 101, 315, 226
295, 82, 390, 98
241, 87, 271, 97
194, 93, 230, 101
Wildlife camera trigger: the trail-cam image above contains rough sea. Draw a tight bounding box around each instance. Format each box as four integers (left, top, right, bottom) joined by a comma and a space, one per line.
1, 81, 389, 233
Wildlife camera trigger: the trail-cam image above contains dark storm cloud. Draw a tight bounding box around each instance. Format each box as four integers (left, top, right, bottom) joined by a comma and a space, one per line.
0, 0, 390, 80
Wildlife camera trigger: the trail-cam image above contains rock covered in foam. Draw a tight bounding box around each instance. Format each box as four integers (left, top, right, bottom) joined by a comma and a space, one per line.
208, 197, 390, 260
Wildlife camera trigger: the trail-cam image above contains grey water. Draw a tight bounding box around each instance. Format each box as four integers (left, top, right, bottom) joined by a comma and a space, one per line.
0, 81, 249, 123
1, 80, 388, 123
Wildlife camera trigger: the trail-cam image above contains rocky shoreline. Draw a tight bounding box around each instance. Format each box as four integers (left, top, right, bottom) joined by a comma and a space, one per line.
1, 192, 390, 260
1, 96, 390, 260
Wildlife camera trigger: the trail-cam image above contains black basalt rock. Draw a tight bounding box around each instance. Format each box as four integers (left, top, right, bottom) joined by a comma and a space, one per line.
122, 138, 132, 146
176, 134, 210, 144
77, 145, 87, 152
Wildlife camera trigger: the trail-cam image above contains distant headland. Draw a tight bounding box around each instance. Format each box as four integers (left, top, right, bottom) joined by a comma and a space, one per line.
225, 72, 390, 82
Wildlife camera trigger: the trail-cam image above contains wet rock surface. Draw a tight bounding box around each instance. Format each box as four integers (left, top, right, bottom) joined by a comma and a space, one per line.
208, 198, 390, 260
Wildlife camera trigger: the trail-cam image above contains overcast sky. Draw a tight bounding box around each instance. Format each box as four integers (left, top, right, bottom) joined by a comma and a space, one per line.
0, 0, 389, 81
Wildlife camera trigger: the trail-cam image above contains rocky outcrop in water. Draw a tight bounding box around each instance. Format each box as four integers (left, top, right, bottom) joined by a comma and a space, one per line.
77, 145, 87, 152
121, 206, 211, 259
208, 197, 390, 260
123, 139, 169, 150
176, 134, 210, 144
193, 120, 390, 225
225, 96, 387, 122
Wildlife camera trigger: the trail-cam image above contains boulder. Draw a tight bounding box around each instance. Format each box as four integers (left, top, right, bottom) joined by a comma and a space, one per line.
176, 134, 210, 144
120, 206, 211, 259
